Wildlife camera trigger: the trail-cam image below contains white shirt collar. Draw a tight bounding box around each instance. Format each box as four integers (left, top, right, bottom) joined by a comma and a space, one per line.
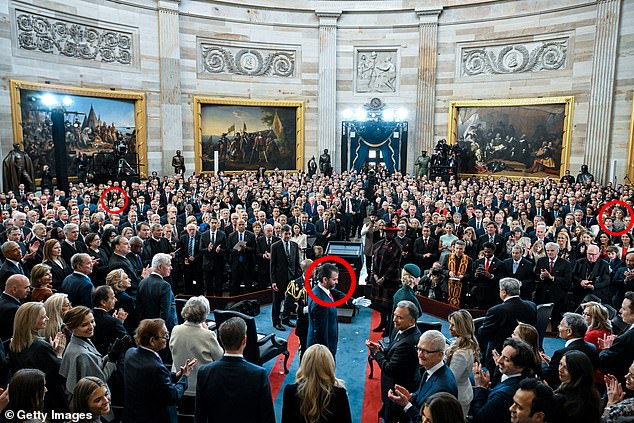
224, 353, 244, 358
318, 284, 331, 296
501, 373, 523, 383
139, 346, 161, 359
425, 361, 445, 377
565, 337, 581, 347
503, 295, 519, 302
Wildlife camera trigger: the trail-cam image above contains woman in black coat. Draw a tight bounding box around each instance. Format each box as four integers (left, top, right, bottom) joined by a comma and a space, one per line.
42, 239, 72, 290
282, 344, 352, 423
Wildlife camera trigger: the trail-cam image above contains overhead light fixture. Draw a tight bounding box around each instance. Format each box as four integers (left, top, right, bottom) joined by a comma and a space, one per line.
343, 109, 353, 119
354, 108, 367, 121
396, 108, 408, 120
40, 93, 58, 107
62, 96, 73, 107
382, 109, 395, 121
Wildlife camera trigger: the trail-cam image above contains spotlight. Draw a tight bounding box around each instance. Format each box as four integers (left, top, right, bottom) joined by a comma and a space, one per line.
382, 109, 395, 121
343, 109, 353, 119
396, 108, 408, 120
62, 96, 73, 107
354, 108, 367, 121
40, 93, 58, 107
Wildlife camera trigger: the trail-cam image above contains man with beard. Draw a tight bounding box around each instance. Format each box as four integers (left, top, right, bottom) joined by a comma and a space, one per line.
371, 223, 402, 336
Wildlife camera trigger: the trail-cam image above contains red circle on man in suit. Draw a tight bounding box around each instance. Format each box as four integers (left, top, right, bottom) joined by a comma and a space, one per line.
304, 255, 357, 308
597, 200, 634, 236
100, 187, 129, 215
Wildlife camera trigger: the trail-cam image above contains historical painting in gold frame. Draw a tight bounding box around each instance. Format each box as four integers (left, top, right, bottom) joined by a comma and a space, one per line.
9, 80, 148, 179
193, 97, 304, 174
447, 97, 574, 179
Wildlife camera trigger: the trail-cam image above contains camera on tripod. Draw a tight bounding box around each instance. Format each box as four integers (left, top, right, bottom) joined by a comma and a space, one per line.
114, 137, 128, 157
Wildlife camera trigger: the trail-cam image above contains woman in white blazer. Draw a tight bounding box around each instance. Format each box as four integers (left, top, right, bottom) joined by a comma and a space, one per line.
445, 309, 480, 415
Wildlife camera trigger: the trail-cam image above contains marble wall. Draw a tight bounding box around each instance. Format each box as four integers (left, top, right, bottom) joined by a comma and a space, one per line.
0, 0, 631, 182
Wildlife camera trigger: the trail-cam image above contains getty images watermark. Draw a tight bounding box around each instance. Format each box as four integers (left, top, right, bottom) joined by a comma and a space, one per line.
4, 410, 92, 422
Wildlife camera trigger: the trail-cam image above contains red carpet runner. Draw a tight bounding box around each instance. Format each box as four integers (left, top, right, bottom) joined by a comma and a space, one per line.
362, 310, 383, 423
269, 328, 300, 401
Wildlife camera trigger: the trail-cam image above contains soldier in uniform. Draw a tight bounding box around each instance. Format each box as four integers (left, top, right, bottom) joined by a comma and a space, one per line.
3, 144, 35, 192
414, 150, 430, 178
171, 150, 185, 175
319, 149, 333, 177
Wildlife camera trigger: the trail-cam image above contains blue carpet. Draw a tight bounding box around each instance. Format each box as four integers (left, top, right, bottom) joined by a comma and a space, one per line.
252, 305, 565, 423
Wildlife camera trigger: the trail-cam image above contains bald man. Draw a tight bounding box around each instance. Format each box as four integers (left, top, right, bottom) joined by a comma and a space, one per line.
0, 241, 26, 290
0, 274, 30, 340
572, 244, 611, 304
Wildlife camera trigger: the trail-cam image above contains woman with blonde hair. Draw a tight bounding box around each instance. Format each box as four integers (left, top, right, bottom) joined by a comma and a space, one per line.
282, 344, 352, 423
41, 293, 72, 342
581, 301, 612, 351
511, 322, 543, 377
106, 269, 136, 333
556, 230, 575, 262
446, 309, 479, 415
10, 302, 67, 412
70, 377, 112, 423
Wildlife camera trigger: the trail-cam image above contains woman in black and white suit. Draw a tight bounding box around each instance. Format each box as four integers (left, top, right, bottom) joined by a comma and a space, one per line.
282, 344, 352, 423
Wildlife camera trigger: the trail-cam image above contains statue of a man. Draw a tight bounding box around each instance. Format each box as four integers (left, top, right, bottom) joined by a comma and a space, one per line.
3, 143, 35, 192
172, 150, 185, 175
414, 150, 430, 178
319, 149, 333, 177
307, 156, 317, 177
576, 164, 594, 185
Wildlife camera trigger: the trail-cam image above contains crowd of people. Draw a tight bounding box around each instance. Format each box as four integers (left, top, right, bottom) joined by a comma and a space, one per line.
0, 163, 632, 422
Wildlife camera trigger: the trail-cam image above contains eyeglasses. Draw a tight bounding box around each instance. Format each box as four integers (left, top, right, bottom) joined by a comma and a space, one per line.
155, 333, 169, 341
416, 347, 443, 355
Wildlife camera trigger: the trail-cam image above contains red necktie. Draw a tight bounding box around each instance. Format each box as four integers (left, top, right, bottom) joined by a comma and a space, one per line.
328, 291, 333, 301
549, 260, 554, 273
485, 259, 490, 271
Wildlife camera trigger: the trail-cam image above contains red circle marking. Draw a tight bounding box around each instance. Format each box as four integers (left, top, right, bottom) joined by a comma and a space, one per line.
100, 187, 129, 215
304, 255, 357, 308
597, 200, 634, 237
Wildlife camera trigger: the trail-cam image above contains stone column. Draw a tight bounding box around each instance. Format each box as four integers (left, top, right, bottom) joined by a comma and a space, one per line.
584, 0, 621, 183
157, 0, 183, 175
413, 8, 443, 173
316, 11, 341, 172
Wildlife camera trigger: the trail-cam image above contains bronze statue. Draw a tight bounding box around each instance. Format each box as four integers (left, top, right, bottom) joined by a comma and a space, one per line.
307, 156, 317, 177
576, 164, 594, 184
172, 150, 185, 175
319, 149, 333, 177
3, 144, 35, 193
414, 150, 430, 178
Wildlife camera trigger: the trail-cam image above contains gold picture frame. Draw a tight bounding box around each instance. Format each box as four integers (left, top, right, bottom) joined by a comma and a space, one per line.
10, 79, 148, 179
447, 97, 574, 179
193, 97, 304, 174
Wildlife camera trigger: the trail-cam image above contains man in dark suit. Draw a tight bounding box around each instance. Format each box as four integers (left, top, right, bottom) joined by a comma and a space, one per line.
255, 225, 279, 292
124, 318, 195, 423
477, 222, 506, 259
412, 226, 438, 272
471, 338, 535, 423
92, 285, 128, 356
387, 330, 458, 423
60, 253, 95, 308
543, 312, 599, 388
600, 292, 634, 385
196, 317, 275, 423
307, 263, 347, 358
299, 213, 316, 236
468, 209, 486, 237
535, 242, 572, 329
180, 223, 203, 295
227, 219, 256, 295
314, 210, 336, 249
199, 217, 227, 296
341, 192, 358, 241
612, 253, 634, 309
367, 300, 422, 423
502, 246, 535, 301
142, 223, 174, 266
108, 236, 145, 294
478, 277, 537, 372
137, 253, 178, 332
0, 241, 26, 290
0, 274, 30, 340
572, 244, 611, 304
60, 223, 88, 267
270, 225, 301, 330
471, 242, 505, 309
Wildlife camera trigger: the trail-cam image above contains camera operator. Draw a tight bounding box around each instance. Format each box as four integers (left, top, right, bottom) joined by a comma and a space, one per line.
419, 262, 448, 301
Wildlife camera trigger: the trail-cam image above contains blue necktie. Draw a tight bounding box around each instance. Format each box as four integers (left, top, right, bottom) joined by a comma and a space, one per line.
189, 236, 195, 257
239, 233, 243, 262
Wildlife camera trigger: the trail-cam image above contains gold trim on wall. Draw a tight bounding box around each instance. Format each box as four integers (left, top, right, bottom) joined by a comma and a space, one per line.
193, 96, 305, 175
9, 79, 148, 179
447, 96, 574, 180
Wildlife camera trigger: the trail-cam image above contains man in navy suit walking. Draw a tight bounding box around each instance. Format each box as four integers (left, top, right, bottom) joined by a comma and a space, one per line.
388, 330, 458, 423
137, 253, 178, 332
196, 317, 275, 423
307, 262, 346, 359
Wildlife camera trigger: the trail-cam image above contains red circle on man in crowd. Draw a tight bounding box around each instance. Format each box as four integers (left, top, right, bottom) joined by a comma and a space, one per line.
597, 200, 634, 237
100, 187, 129, 215
304, 255, 357, 308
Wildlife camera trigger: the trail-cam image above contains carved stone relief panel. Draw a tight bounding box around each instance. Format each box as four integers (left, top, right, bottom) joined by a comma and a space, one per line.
460, 38, 568, 76
12, 7, 135, 67
197, 38, 298, 80
354, 48, 399, 94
